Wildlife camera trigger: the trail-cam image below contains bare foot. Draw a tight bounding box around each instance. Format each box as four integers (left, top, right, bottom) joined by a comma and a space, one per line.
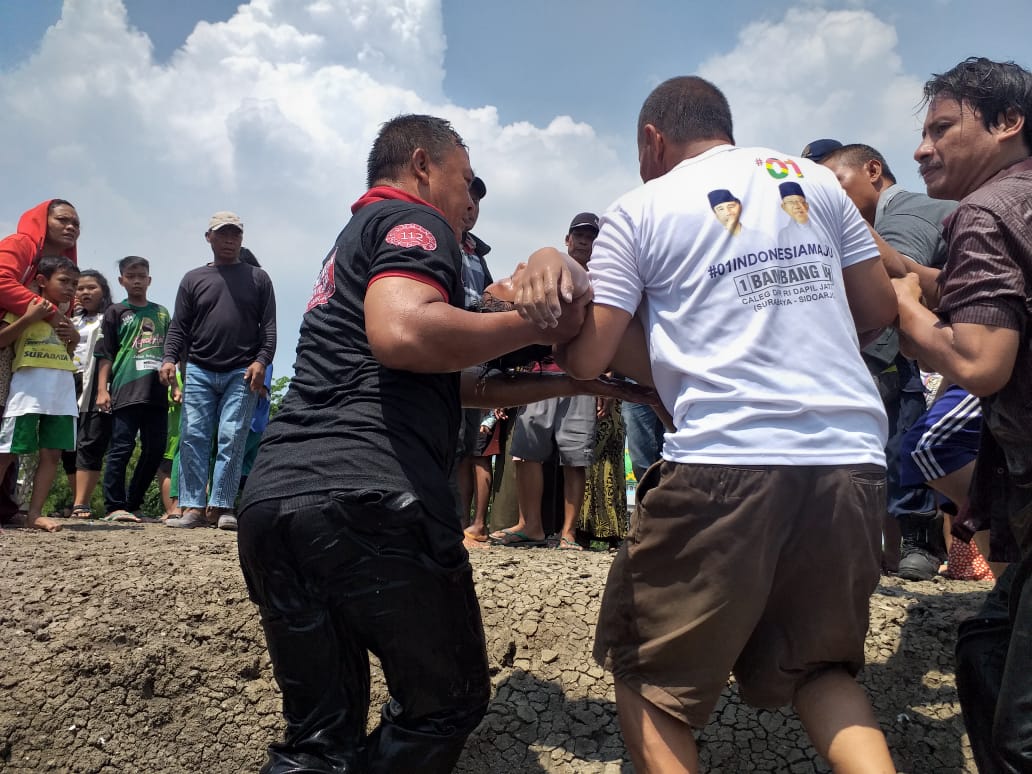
463, 533, 491, 550
27, 514, 62, 532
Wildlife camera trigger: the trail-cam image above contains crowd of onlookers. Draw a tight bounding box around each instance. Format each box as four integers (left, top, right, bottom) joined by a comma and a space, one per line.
0, 186, 1004, 588
0, 204, 275, 533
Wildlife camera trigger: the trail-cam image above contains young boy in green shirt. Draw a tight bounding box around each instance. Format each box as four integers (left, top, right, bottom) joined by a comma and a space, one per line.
0, 256, 80, 532
95, 256, 171, 521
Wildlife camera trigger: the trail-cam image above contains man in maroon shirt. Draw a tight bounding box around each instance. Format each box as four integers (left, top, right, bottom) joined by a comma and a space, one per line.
893, 57, 1032, 773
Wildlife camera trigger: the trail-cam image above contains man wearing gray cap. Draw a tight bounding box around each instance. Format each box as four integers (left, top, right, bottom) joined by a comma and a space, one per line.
161, 211, 277, 531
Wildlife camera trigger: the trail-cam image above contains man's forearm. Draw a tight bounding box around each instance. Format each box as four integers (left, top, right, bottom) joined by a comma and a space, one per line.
372, 296, 584, 374
461, 371, 578, 408
871, 231, 942, 307
896, 296, 1008, 396
460, 370, 659, 409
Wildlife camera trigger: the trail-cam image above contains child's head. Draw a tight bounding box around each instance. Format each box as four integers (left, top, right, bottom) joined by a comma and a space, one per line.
118, 255, 151, 300
76, 269, 112, 314
36, 256, 80, 306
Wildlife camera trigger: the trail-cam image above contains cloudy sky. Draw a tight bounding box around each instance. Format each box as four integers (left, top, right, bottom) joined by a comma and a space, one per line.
2, 0, 1029, 378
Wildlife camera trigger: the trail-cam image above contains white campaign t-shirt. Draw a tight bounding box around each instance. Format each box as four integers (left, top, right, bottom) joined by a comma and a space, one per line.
590, 144, 888, 466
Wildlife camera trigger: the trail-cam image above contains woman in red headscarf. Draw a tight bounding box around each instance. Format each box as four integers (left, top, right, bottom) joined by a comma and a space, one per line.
0, 199, 81, 529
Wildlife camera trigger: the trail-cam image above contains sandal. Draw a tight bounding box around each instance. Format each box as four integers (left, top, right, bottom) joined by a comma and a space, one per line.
557, 537, 584, 551
489, 528, 546, 548
70, 504, 94, 520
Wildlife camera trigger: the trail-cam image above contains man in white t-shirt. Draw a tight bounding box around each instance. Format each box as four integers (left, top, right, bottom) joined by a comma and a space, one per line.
513, 76, 898, 773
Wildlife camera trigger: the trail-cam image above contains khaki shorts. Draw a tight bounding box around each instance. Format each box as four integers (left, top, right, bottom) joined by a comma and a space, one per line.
593, 461, 884, 727
510, 396, 595, 467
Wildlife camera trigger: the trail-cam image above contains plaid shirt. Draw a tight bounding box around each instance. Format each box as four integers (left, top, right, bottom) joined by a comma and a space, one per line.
938, 157, 1032, 553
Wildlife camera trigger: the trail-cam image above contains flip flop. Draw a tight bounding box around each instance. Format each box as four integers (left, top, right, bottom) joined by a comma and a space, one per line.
463, 530, 489, 543
489, 529, 546, 548
557, 537, 583, 551
102, 509, 142, 523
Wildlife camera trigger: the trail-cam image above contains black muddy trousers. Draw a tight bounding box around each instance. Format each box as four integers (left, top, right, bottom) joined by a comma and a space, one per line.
238, 492, 491, 774
956, 553, 1032, 773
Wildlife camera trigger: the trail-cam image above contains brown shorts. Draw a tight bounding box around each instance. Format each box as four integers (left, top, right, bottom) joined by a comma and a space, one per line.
593, 461, 884, 727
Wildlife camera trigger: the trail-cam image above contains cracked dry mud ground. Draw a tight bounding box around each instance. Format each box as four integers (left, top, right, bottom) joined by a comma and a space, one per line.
1, 521, 986, 773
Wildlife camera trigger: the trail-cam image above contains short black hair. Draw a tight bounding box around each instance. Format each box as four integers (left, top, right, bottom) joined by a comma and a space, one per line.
638, 76, 734, 146
923, 57, 1032, 150
47, 199, 75, 214
821, 143, 897, 184
366, 114, 467, 188
119, 255, 149, 274
37, 255, 79, 279
77, 269, 113, 312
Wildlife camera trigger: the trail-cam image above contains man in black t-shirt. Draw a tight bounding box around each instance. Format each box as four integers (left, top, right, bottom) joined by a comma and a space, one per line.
237, 115, 590, 774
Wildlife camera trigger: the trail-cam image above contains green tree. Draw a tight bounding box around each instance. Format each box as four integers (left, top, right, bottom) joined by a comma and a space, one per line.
269, 375, 290, 417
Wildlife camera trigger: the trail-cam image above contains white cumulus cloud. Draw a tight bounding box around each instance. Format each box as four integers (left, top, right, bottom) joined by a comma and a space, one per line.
698, 7, 927, 179
0, 0, 635, 378
1, 2, 933, 378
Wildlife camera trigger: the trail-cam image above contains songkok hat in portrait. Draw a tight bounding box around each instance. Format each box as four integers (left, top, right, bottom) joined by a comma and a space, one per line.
778, 181, 805, 199
707, 189, 739, 207
208, 211, 244, 233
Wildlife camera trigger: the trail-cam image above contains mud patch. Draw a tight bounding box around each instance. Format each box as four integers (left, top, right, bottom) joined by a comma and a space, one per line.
0, 522, 985, 772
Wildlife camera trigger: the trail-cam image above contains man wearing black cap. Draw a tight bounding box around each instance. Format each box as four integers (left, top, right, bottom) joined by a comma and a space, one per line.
458, 176, 491, 308
454, 176, 495, 534
566, 212, 600, 267
490, 213, 601, 550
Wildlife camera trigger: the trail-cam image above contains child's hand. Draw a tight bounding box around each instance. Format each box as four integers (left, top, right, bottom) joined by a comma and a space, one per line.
171, 386, 182, 404
24, 297, 54, 323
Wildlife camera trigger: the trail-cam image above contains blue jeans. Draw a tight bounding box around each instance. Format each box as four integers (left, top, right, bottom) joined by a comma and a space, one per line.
180, 364, 259, 510
623, 401, 666, 482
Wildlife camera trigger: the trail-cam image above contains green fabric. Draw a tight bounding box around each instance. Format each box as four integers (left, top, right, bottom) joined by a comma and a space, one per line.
9, 413, 75, 453
104, 301, 170, 407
